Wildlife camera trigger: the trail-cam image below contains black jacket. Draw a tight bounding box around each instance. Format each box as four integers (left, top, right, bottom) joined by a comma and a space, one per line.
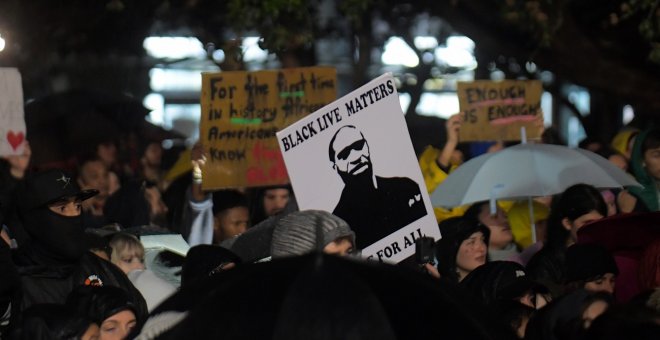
526, 245, 566, 299
333, 176, 427, 249
6, 246, 147, 334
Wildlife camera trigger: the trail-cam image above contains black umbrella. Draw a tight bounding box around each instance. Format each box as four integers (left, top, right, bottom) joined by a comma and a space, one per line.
136, 253, 515, 340
23, 89, 152, 166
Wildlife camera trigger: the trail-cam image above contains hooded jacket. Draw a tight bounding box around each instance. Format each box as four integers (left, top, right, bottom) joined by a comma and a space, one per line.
628, 128, 658, 211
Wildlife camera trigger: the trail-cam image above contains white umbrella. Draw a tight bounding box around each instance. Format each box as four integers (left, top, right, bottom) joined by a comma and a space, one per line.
430, 143, 641, 241
431, 143, 640, 207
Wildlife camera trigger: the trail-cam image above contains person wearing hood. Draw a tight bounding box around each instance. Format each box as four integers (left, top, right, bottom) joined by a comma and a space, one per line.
434, 216, 490, 284
610, 126, 639, 162
67, 285, 139, 340
622, 128, 660, 212
2, 169, 147, 334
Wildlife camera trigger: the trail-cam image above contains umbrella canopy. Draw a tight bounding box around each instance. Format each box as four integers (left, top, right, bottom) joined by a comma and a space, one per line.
23, 89, 157, 166
577, 211, 660, 302
136, 253, 514, 340
431, 143, 641, 208
577, 211, 660, 253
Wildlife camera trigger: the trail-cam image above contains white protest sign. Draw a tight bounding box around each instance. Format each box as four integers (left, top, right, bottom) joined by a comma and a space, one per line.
277, 73, 440, 263
0, 68, 26, 156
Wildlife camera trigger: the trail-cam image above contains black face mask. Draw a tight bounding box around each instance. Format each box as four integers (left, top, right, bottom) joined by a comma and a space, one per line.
22, 207, 86, 263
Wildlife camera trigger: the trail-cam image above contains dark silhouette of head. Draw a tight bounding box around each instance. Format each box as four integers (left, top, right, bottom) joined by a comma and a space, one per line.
328, 126, 373, 185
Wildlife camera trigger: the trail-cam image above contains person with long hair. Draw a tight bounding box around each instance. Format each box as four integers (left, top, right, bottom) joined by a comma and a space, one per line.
526, 184, 607, 298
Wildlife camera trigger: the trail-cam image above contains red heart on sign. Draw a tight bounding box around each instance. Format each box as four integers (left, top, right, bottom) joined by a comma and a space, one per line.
7, 131, 25, 151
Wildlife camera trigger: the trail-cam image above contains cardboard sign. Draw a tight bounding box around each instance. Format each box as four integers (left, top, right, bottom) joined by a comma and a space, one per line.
200, 67, 337, 189
457, 80, 543, 142
0, 68, 26, 156
277, 73, 440, 263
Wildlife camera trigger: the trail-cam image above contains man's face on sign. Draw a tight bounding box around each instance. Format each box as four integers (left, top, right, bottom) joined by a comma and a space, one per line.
332, 127, 371, 176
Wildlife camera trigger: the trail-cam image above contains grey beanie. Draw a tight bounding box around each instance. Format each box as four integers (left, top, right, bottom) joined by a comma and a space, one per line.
271, 210, 355, 258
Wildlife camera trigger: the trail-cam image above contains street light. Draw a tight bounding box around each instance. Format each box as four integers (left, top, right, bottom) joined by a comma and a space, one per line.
0, 34, 5, 52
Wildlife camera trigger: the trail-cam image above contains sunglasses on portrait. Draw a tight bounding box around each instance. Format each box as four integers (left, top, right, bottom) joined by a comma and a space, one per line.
337, 139, 367, 161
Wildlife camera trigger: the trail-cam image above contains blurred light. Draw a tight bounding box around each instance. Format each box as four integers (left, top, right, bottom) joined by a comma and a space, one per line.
405, 76, 418, 86
242, 37, 268, 63
435, 36, 477, 69
144, 93, 165, 125
525, 61, 537, 73
164, 104, 201, 139
540, 70, 554, 84
490, 69, 505, 80
541, 92, 553, 126
447, 36, 475, 51
423, 78, 445, 91
622, 105, 634, 125
435, 47, 477, 69
398, 93, 411, 114
0, 34, 5, 52
143, 37, 206, 59
568, 116, 585, 148
149, 68, 202, 92
417, 92, 460, 119
447, 35, 474, 52
382, 37, 419, 67
567, 87, 590, 116
422, 51, 435, 64
162, 139, 174, 149
414, 36, 438, 50
212, 49, 225, 63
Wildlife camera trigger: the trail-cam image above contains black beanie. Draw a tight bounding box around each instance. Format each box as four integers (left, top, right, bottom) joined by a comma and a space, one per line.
565, 243, 619, 283
66, 285, 137, 324
461, 261, 546, 306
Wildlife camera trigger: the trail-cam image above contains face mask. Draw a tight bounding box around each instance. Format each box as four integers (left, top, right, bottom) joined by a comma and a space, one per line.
23, 208, 86, 262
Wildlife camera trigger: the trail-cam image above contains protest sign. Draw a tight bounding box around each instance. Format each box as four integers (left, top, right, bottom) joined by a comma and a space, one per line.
457, 80, 543, 142
200, 67, 336, 189
277, 73, 440, 263
0, 68, 26, 156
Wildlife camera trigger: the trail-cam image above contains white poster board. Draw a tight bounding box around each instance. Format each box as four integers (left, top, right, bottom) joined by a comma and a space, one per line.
277, 73, 440, 263
0, 68, 26, 156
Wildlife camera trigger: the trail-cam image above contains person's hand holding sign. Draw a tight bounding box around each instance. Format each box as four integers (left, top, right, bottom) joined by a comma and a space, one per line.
1, 140, 31, 179
438, 113, 462, 170
191, 142, 207, 202
532, 111, 546, 142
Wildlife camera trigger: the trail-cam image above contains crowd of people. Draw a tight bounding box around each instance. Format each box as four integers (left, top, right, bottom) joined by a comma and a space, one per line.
0, 113, 659, 339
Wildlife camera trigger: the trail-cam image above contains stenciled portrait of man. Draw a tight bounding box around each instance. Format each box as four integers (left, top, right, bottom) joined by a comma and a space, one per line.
328, 125, 427, 249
